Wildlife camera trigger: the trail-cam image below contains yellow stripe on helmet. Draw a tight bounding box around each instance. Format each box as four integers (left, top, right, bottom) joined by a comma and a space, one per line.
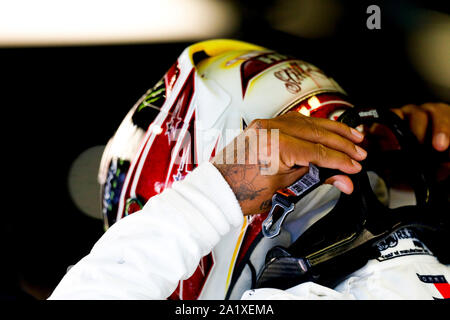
188, 39, 266, 66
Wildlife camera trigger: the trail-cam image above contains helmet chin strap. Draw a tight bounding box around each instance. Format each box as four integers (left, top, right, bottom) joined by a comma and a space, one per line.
256, 107, 449, 290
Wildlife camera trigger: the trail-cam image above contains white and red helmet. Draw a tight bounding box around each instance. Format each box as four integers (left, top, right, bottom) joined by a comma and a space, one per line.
98, 39, 353, 299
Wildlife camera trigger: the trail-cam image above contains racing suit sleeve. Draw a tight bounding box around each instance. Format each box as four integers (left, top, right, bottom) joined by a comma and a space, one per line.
48, 161, 244, 300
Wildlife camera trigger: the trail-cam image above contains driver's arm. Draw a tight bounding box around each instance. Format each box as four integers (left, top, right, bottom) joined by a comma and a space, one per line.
49, 113, 365, 299
49, 162, 245, 299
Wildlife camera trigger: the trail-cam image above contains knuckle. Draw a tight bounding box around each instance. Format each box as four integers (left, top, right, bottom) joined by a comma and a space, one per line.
403, 104, 418, 111
288, 110, 304, 118
344, 123, 354, 136
302, 115, 315, 125
342, 157, 356, 171
345, 155, 354, 166
314, 143, 327, 161
337, 153, 353, 169
249, 118, 268, 129
421, 103, 437, 112
350, 141, 359, 154
312, 124, 324, 139
306, 119, 323, 139
335, 121, 353, 137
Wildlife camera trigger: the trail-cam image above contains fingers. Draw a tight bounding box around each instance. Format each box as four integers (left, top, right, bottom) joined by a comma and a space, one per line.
303, 115, 365, 143
278, 111, 365, 143
279, 134, 363, 175
420, 103, 450, 151
324, 174, 354, 194
408, 106, 429, 144
292, 120, 367, 161
259, 112, 367, 161
395, 104, 429, 143
395, 103, 450, 151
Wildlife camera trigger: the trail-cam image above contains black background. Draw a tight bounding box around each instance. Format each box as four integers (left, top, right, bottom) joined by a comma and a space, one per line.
1, 0, 448, 299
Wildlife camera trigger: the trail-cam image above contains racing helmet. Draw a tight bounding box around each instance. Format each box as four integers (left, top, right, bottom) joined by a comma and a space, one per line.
98, 39, 354, 299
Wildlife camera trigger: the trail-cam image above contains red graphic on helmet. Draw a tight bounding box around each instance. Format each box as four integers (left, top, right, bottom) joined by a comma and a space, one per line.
117, 68, 216, 300
240, 52, 292, 98
289, 93, 353, 119
165, 61, 180, 96
120, 70, 195, 213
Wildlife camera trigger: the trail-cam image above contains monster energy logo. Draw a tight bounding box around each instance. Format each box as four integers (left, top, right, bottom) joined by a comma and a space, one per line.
132, 77, 167, 129
137, 78, 166, 112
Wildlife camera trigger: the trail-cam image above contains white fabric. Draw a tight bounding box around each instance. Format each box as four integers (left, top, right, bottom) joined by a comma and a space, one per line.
49, 161, 243, 300
49, 162, 450, 300
331, 231, 450, 300
242, 283, 356, 300
243, 231, 450, 300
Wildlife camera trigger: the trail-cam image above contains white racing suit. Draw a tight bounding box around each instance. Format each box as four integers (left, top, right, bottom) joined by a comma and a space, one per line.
49, 162, 450, 300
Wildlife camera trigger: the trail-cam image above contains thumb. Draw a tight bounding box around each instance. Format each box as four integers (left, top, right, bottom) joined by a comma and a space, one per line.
324, 175, 354, 194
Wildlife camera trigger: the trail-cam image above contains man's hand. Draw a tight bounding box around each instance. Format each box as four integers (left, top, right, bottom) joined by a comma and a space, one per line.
212, 111, 367, 215
391, 102, 449, 182
391, 102, 450, 152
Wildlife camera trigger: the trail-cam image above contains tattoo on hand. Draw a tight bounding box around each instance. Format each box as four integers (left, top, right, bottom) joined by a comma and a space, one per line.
215, 163, 267, 204
259, 199, 272, 210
